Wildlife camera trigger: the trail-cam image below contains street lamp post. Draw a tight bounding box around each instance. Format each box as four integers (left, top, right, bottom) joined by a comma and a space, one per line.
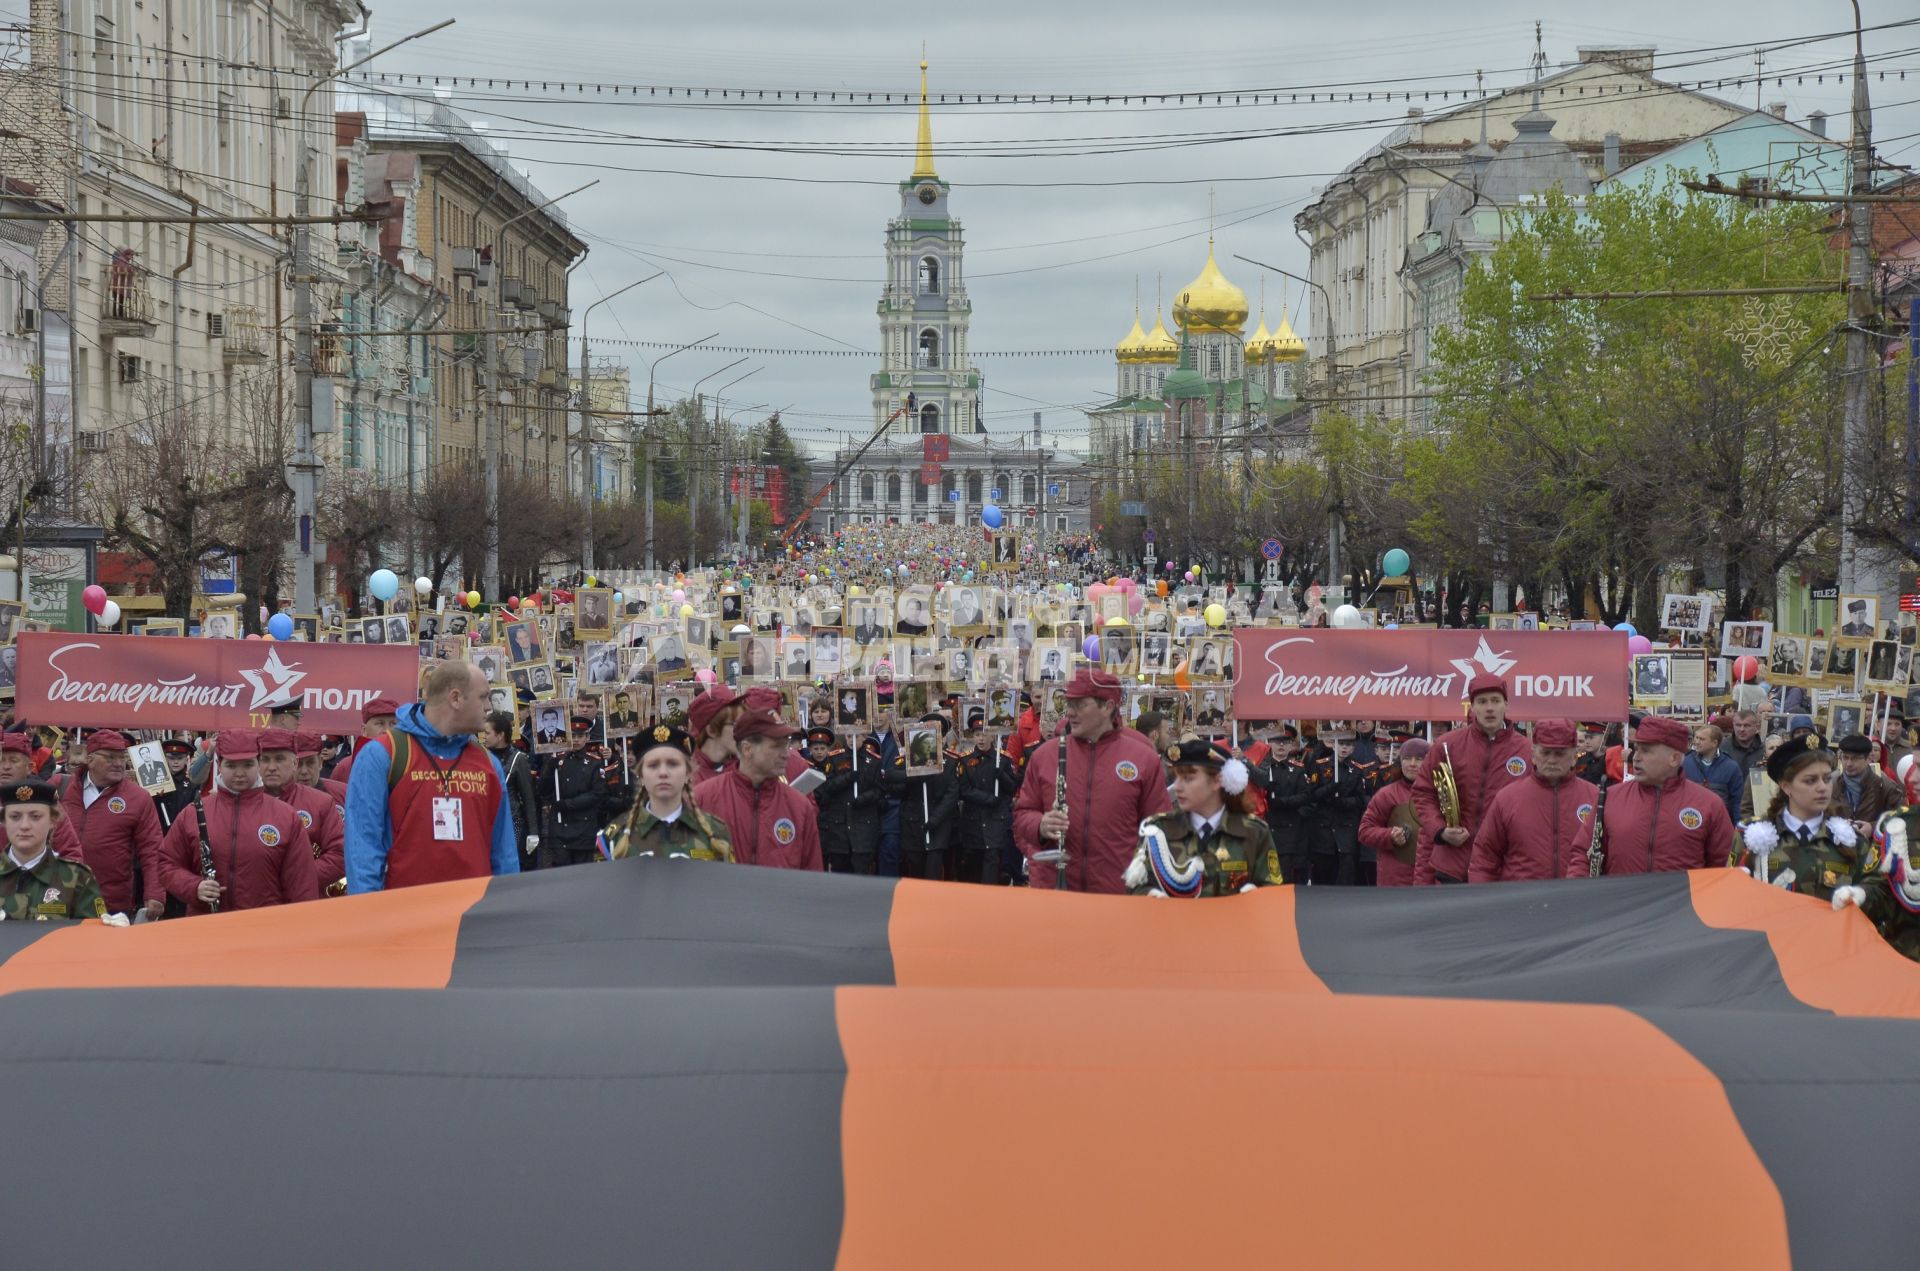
290, 19, 453, 613
641, 333, 720, 571
578, 272, 661, 573
685, 358, 749, 564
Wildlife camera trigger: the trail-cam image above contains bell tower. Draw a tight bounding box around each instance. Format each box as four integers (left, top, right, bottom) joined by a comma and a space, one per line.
871, 56, 981, 437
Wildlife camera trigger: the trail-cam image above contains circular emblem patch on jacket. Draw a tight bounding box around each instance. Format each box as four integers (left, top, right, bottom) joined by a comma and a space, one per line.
258, 824, 282, 847
1505, 756, 1528, 777
107, 796, 127, 814
1678, 807, 1704, 831
1577, 804, 1594, 824
1115, 760, 1140, 782
771, 818, 796, 845
296, 809, 313, 829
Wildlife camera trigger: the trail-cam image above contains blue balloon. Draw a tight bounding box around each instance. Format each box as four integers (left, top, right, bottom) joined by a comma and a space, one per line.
368, 568, 399, 602
1385, 622, 1399, 630
1382, 547, 1411, 577
981, 505, 1004, 530
1613, 622, 1636, 637
267, 613, 294, 641
1082, 634, 1101, 660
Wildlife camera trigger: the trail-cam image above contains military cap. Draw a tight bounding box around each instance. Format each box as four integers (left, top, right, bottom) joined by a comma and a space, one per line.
1836, 733, 1873, 756
1766, 732, 1832, 784
0, 778, 57, 807
1165, 736, 1231, 770
805, 727, 837, 747
0, 732, 31, 756
569, 715, 595, 734
634, 722, 692, 763
161, 737, 195, 756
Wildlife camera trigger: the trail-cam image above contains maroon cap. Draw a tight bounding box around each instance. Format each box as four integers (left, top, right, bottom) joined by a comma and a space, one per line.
257, 727, 297, 754
739, 685, 784, 714
733, 708, 800, 744
362, 696, 401, 723
292, 731, 324, 758
86, 729, 129, 753
686, 684, 738, 737
1532, 719, 1578, 749
1634, 715, 1692, 753
1398, 737, 1431, 763
1063, 668, 1123, 703
0, 733, 31, 756
1466, 674, 1508, 702
214, 729, 260, 760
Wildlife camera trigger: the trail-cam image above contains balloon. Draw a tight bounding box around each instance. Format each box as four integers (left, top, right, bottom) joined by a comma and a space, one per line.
679, 604, 695, 619
1165, 561, 1177, 572
672, 589, 686, 604
1183, 570, 1196, 583
1627, 635, 1653, 655
267, 613, 294, 640
1104, 615, 1129, 628
981, 505, 1004, 529
413, 576, 432, 595
1382, 548, 1411, 577
82, 584, 106, 615
466, 590, 481, 609
1127, 594, 1145, 616
1082, 635, 1102, 660
368, 569, 399, 601
507, 596, 519, 609
1733, 655, 1762, 684
695, 668, 715, 684
1613, 622, 1637, 637
1385, 622, 1400, 630
613, 591, 625, 606
244, 632, 261, 640
1156, 580, 1169, 598
1204, 603, 1228, 628
586, 575, 598, 588
1332, 604, 1363, 629
730, 624, 751, 637
98, 599, 121, 628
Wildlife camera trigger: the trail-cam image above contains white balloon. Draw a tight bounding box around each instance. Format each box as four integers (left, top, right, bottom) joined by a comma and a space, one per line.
414, 576, 433, 595
98, 599, 122, 628
1331, 604, 1363, 629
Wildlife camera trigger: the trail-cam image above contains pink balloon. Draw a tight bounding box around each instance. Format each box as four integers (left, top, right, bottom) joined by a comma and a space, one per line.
82, 584, 106, 615
1127, 594, 1146, 616
1732, 655, 1761, 683
1626, 635, 1653, 655
695, 667, 716, 684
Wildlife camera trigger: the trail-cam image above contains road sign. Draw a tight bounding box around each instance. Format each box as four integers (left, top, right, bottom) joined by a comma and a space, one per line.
1120, 501, 1147, 517
989, 487, 1002, 502
1143, 528, 1155, 543
1048, 484, 1060, 497
947, 489, 962, 502
1261, 538, 1283, 560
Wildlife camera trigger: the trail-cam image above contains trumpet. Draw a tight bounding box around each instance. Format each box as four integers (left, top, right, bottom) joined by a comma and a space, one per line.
1432, 743, 1464, 829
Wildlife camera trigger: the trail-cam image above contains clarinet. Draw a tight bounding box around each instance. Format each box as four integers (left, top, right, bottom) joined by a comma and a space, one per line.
192, 786, 218, 913
1586, 779, 1608, 879
1052, 733, 1069, 891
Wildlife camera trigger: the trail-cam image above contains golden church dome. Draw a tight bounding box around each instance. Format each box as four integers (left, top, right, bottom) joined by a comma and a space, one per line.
1115, 311, 1150, 364
1269, 306, 1306, 361
1245, 313, 1274, 364
1173, 242, 1248, 336
1140, 310, 1179, 364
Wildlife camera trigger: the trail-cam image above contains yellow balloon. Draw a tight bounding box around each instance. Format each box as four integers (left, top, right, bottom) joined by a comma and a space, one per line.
586, 575, 598, 588
466, 590, 481, 608
1205, 603, 1228, 628
1104, 615, 1129, 628
680, 604, 695, 618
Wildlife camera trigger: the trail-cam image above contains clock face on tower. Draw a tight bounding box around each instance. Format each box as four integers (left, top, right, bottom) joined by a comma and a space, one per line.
916, 184, 938, 205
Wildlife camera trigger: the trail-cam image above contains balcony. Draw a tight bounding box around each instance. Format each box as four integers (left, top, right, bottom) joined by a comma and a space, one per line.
99, 265, 157, 338
222, 304, 268, 364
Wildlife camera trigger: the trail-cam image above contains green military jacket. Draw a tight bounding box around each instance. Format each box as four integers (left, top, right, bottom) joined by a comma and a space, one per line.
1127, 809, 1280, 898
606, 802, 736, 863
0, 849, 108, 922
1744, 814, 1894, 925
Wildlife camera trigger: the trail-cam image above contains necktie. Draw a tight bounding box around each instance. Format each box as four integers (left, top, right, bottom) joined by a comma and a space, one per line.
1798, 825, 1814, 846
1197, 823, 1215, 846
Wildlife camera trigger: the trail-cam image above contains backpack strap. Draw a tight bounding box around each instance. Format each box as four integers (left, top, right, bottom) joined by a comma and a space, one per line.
386, 732, 411, 792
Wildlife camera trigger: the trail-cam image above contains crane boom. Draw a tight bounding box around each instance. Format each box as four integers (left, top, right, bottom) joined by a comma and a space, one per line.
781, 402, 914, 544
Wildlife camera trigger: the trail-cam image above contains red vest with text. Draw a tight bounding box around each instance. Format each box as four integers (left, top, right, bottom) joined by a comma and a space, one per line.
386, 736, 502, 890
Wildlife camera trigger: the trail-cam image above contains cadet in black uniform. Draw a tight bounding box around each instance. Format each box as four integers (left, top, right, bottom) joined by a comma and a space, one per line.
807, 727, 858, 874
542, 717, 617, 868
952, 723, 1017, 884
1328, 734, 1382, 886
887, 713, 958, 881
1249, 726, 1311, 885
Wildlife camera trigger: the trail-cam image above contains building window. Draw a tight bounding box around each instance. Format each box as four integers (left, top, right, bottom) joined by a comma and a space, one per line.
917, 329, 940, 368
1022, 475, 1037, 503
919, 256, 940, 294
860, 473, 875, 503
919, 402, 940, 433
886, 473, 901, 503
1209, 346, 1222, 378
966, 471, 982, 503
913, 477, 927, 504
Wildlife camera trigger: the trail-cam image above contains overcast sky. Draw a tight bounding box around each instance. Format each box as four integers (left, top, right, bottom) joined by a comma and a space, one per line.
352, 1, 1920, 457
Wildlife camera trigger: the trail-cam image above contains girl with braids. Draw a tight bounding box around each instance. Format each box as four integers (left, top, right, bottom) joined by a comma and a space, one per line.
1740, 733, 1893, 918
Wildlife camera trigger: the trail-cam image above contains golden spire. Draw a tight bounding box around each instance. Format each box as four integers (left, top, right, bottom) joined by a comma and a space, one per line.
911, 51, 939, 181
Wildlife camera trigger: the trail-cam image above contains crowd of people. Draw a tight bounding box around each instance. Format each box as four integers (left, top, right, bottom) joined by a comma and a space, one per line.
2, 525, 1917, 963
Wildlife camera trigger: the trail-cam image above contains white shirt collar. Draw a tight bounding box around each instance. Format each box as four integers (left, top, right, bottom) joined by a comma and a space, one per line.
1782, 810, 1823, 835
647, 802, 683, 825
1189, 808, 1226, 837
83, 777, 107, 805
8, 845, 47, 872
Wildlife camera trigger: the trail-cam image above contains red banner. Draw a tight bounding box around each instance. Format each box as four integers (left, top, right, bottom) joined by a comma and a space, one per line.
14, 632, 421, 733
1230, 629, 1630, 722
921, 435, 949, 462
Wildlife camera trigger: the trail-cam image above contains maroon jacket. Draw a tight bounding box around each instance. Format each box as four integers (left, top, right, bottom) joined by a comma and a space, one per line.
60, 776, 164, 913
157, 784, 316, 914
1013, 724, 1172, 893
692, 769, 822, 870
52, 818, 86, 868
693, 747, 812, 787
1470, 772, 1601, 883
1411, 722, 1533, 884
318, 776, 349, 806
271, 780, 344, 897
1573, 774, 1736, 878
1357, 779, 1418, 888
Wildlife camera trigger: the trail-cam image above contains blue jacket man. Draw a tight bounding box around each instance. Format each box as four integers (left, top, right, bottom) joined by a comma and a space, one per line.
1681, 724, 1745, 828
344, 663, 519, 893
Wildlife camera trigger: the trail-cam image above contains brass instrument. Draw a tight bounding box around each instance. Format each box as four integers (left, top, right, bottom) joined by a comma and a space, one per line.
1432, 743, 1464, 829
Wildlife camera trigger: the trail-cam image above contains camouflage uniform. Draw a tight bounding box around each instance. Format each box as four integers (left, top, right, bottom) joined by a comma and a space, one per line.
1744, 814, 1895, 926
605, 803, 737, 863
0, 849, 109, 921
1126, 808, 1280, 898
